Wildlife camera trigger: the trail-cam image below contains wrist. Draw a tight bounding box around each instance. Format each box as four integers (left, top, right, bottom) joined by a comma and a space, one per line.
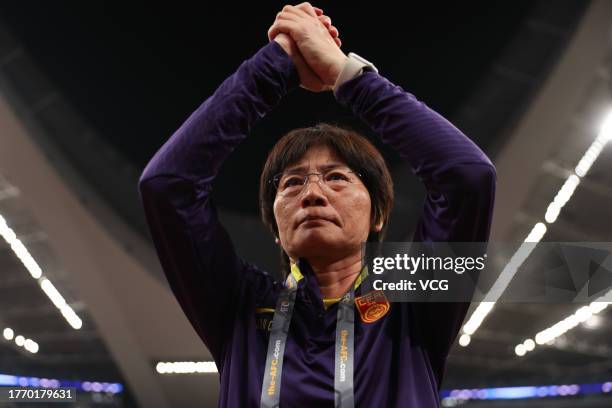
267, 40, 301, 92
332, 52, 378, 95
327, 53, 349, 86
273, 34, 295, 57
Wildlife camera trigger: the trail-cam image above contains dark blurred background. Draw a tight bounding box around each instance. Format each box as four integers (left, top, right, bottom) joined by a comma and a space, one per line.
0, 1, 536, 218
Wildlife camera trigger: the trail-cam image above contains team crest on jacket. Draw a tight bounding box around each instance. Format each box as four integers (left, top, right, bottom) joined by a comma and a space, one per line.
355, 290, 390, 323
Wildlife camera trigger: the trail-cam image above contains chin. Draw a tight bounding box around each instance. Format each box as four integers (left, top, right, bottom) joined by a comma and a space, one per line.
290, 230, 345, 258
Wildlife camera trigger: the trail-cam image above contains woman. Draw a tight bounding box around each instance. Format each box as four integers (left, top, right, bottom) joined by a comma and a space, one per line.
139, 3, 496, 407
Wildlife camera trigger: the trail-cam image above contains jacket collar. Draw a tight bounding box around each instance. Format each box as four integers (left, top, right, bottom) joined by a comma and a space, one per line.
286, 258, 369, 297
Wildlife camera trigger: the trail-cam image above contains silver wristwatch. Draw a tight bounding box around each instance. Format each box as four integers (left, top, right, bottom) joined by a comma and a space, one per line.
333, 52, 378, 95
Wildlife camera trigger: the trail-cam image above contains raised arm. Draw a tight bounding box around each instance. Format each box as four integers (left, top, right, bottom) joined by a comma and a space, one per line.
334, 72, 496, 242
138, 4, 341, 363
138, 40, 302, 362
270, 5, 496, 386
334, 70, 496, 383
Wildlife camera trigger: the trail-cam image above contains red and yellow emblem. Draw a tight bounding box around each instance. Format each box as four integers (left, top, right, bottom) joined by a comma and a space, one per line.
355, 290, 390, 323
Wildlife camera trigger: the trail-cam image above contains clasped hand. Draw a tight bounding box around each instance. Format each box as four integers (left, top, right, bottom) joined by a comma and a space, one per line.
268, 3, 348, 92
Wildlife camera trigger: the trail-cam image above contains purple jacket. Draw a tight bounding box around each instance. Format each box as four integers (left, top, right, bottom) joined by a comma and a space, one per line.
138, 41, 496, 407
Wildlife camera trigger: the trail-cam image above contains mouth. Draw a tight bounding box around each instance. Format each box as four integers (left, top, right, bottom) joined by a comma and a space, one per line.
296, 214, 340, 228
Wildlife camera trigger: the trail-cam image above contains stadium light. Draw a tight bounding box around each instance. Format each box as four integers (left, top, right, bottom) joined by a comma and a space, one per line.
155, 361, 218, 374
0, 213, 82, 330
514, 294, 611, 355
460, 107, 612, 344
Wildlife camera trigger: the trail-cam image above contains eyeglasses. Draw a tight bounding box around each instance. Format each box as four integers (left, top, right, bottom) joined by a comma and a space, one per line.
270, 168, 362, 195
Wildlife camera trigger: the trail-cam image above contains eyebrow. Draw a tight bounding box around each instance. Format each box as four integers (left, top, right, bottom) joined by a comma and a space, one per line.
283, 163, 346, 174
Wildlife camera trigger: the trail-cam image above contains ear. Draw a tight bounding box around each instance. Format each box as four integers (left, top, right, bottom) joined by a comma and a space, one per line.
371, 218, 383, 233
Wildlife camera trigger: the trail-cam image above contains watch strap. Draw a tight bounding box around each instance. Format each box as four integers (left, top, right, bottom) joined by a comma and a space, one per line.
333, 52, 378, 96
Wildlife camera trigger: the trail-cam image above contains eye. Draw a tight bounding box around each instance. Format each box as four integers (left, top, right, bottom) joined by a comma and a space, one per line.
281, 176, 304, 189
326, 171, 350, 182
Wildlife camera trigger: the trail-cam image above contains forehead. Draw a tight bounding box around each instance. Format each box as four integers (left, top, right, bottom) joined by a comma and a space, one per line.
283, 145, 347, 172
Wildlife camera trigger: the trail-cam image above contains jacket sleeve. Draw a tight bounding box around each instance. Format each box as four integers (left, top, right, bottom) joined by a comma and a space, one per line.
137, 41, 299, 363
335, 71, 496, 382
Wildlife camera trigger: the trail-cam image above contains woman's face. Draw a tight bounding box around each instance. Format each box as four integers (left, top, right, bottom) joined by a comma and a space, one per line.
273, 145, 382, 262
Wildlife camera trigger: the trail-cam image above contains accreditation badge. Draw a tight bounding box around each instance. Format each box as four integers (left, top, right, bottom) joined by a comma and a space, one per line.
355, 290, 390, 323
255, 307, 275, 333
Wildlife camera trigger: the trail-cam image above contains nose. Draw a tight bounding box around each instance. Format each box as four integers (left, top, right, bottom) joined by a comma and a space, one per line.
301, 177, 328, 208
